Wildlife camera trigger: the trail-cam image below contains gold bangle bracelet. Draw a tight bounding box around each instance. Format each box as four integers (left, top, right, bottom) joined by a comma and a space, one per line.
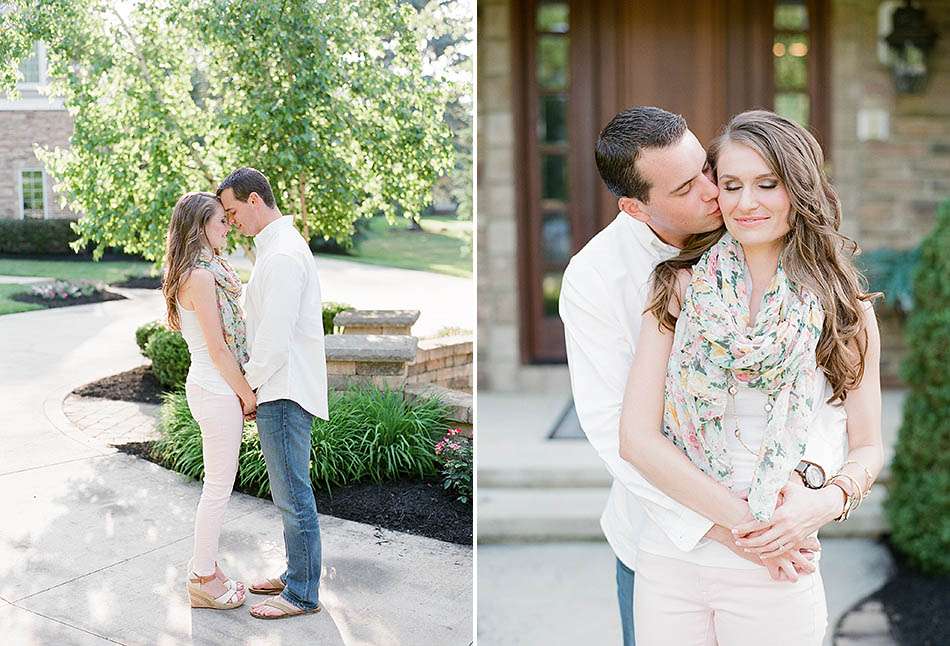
830, 473, 865, 511
827, 481, 851, 522
841, 460, 874, 495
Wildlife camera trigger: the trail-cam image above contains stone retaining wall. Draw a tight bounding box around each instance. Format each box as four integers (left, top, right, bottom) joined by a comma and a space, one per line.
407, 335, 473, 392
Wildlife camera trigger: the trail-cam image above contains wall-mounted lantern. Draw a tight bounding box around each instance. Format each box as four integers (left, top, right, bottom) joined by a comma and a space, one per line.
884, 1, 939, 94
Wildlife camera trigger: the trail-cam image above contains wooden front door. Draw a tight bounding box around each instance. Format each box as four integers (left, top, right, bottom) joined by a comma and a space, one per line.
514, 0, 827, 363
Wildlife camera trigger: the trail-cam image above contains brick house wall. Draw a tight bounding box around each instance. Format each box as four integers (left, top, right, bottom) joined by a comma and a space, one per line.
0, 110, 75, 220
477, 0, 950, 392
831, 0, 950, 251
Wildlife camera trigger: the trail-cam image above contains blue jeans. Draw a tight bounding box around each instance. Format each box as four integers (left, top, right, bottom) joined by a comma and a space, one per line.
616, 558, 636, 646
256, 399, 321, 609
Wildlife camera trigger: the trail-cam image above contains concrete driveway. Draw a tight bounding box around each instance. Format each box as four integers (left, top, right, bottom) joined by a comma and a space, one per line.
0, 289, 473, 645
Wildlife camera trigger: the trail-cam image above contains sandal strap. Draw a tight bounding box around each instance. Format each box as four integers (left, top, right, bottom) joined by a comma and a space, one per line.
211, 579, 241, 605
259, 596, 301, 615
190, 571, 217, 584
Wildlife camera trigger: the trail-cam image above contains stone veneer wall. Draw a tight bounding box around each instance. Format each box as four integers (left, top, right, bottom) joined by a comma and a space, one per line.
406, 336, 473, 392
0, 110, 76, 220
831, 0, 950, 251
477, 0, 571, 393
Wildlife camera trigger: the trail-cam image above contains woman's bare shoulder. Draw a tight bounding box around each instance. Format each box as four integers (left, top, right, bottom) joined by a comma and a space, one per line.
178, 267, 214, 304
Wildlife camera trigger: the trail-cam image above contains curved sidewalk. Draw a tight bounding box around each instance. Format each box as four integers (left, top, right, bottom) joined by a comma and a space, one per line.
0, 290, 472, 645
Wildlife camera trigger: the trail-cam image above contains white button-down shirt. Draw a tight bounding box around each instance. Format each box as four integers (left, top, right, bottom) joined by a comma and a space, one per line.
560, 212, 841, 570
243, 216, 329, 420
560, 212, 712, 570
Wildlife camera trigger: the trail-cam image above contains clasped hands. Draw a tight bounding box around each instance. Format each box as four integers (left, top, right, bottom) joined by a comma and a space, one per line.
726, 477, 841, 582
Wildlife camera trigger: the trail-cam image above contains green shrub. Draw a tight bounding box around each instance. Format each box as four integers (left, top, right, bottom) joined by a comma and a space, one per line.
322, 302, 353, 335
145, 328, 190, 389
154, 386, 451, 497
858, 246, 921, 313
136, 320, 166, 355
885, 199, 950, 574
0, 219, 79, 255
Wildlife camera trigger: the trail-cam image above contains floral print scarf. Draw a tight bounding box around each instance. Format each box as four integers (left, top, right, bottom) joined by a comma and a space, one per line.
663, 233, 824, 520
194, 248, 249, 368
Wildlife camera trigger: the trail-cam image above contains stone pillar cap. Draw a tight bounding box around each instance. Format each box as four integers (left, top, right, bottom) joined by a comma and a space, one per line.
325, 334, 418, 362
333, 309, 421, 327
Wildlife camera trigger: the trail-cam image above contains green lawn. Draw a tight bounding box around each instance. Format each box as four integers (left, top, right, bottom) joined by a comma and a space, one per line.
0, 258, 156, 317
0, 258, 155, 283
0, 284, 45, 316
331, 215, 472, 277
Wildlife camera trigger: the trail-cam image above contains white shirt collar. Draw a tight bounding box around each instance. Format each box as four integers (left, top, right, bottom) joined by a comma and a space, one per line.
616, 212, 681, 262
254, 215, 293, 250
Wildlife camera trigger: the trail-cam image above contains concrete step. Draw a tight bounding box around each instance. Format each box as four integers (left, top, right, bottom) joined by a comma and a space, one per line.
478, 487, 608, 542
478, 462, 610, 489
477, 484, 889, 543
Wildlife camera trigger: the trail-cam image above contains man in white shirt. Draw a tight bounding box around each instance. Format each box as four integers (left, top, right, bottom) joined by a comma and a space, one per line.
218, 167, 328, 620
559, 107, 824, 644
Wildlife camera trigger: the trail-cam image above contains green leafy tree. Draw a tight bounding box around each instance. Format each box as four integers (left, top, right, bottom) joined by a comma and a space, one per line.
411, 0, 473, 222
195, 0, 454, 244
884, 200, 950, 574
0, 0, 228, 260
0, 0, 454, 259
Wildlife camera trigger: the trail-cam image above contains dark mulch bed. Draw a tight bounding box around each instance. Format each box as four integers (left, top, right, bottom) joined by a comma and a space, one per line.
73, 365, 166, 404
111, 275, 162, 289
12, 290, 127, 309
115, 441, 472, 546
864, 539, 950, 645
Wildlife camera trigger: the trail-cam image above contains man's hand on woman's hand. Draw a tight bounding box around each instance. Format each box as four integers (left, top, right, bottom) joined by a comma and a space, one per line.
732, 479, 841, 559
240, 391, 257, 420
706, 524, 818, 581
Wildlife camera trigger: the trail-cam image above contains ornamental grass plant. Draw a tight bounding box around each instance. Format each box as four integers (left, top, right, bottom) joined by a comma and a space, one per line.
154, 386, 451, 498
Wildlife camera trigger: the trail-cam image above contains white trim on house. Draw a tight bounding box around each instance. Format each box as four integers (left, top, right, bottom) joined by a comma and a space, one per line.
17, 168, 49, 220
0, 97, 66, 110
0, 41, 66, 112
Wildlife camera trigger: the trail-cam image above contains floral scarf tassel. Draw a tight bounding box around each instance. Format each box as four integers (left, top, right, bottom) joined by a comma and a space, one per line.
662, 233, 825, 521
194, 248, 249, 368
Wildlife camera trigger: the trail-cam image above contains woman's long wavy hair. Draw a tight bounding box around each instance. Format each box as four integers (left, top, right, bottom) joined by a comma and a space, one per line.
647, 110, 880, 403
162, 192, 221, 331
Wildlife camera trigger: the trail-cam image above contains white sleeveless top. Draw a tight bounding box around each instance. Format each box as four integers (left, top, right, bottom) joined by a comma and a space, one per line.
638, 373, 848, 569
177, 302, 234, 395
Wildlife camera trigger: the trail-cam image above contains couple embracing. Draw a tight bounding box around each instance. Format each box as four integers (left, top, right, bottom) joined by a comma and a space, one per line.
560, 107, 884, 645
162, 167, 326, 620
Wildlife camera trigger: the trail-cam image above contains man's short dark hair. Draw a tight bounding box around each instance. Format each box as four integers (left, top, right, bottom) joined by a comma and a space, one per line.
594, 106, 687, 203
216, 167, 276, 208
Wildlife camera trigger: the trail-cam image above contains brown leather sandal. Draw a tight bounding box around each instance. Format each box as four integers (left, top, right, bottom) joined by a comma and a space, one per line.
248, 576, 285, 595
249, 595, 321, 620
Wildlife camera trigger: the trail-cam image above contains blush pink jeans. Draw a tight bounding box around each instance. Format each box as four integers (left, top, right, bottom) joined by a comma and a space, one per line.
186, 382, 244, 577
633, 551, 828, 646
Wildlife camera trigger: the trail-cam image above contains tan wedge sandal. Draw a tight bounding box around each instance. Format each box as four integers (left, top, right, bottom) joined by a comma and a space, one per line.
187, 571, 246, 609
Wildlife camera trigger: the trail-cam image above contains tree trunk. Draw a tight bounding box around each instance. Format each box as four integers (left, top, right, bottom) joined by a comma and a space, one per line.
298, 173, 311, 242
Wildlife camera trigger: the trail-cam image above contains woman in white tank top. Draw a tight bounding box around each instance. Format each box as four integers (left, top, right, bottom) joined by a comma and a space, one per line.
162, 192, 257, 610
618, 111, 884, 645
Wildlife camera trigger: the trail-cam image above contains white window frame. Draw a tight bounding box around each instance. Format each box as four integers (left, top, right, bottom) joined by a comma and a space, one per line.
16, 41, 48, 90
0, 40, 64, 111
17, 168, 49, 220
